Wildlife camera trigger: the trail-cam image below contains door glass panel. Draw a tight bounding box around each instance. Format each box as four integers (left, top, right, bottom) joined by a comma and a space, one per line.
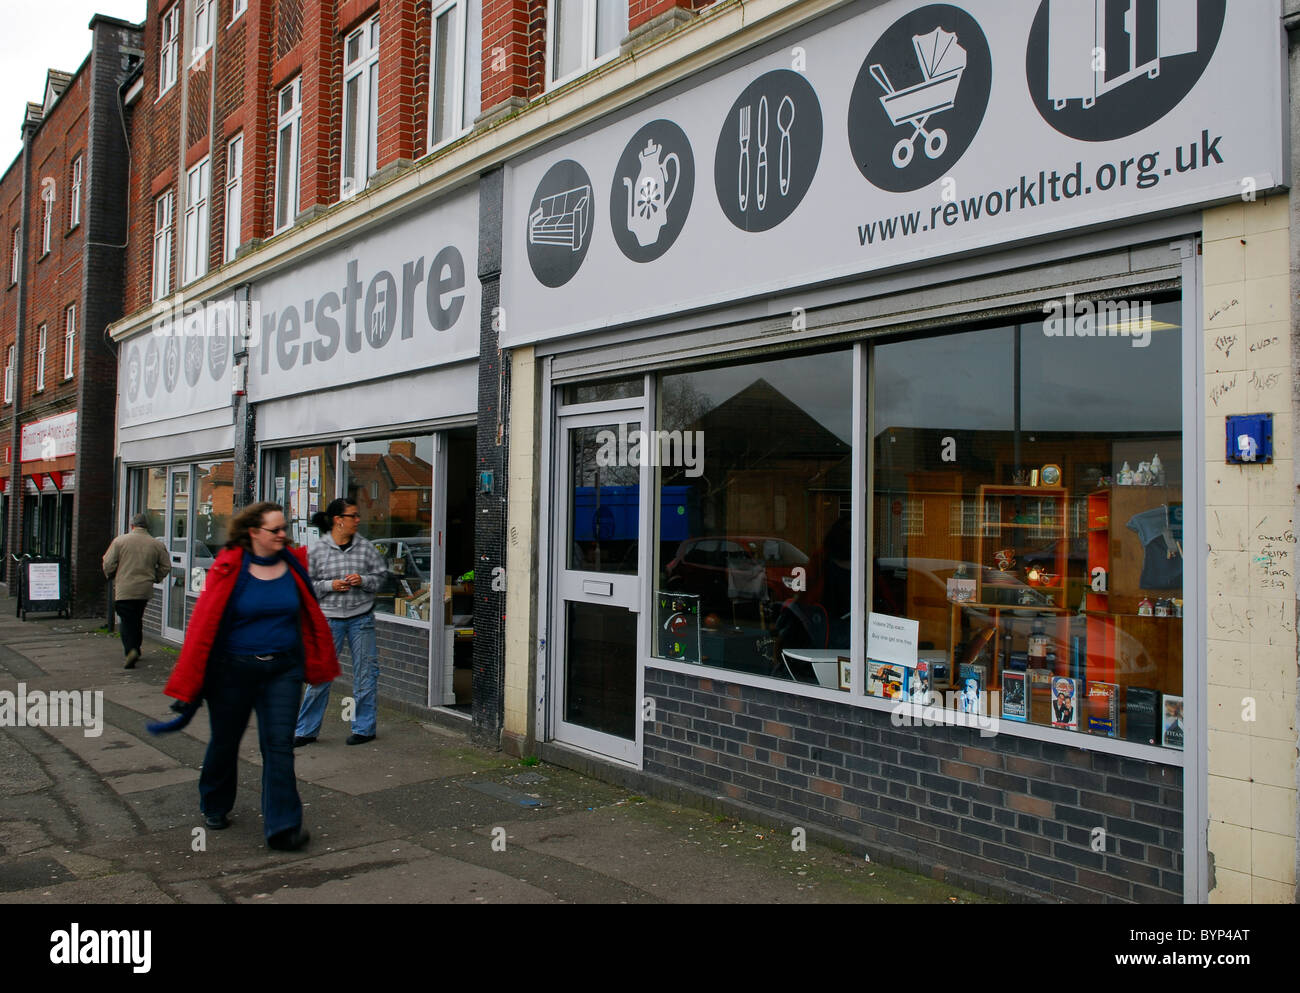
142, 467, 166, 537
564, 601, 636, 739
568, 423, 639, 573
194, 461, 233, 573
170, 471, 189, 551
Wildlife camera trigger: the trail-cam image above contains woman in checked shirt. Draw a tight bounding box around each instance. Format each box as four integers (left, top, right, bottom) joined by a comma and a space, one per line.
293, 498, 388, 746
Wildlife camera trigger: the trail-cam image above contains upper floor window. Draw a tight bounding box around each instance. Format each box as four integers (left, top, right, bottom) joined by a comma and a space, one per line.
274, 78, 302, 232
9, 227, 18, 284
231, 0, 247, 21
3, 344, 14, 404
159, 4, 180, 95
35, 323, 46, 392
548, 0, 626, 86
63, 304, 76, 380
40, 186, 53, 256
153, 189, 175, 300
192, 0, 215, 59
429, 0, 481, 149
341, 17, 380, 198
183, 157, 211, 284
224, 133, 243, 263
69, 156, 82, 229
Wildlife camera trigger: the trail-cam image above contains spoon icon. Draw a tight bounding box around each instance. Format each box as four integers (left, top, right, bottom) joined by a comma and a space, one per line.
777, 95, 795, 196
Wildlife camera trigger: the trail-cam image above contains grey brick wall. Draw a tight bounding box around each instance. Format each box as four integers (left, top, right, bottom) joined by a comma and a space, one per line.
644, 666, 1183, 903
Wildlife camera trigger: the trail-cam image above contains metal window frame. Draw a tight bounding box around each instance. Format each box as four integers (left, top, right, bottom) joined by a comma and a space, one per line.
153, 190, 174, 301
183, 156, 210, 285
223, 133, 242, 263
35, 323, 45, 392
427, 0, 469, 153
69, 156, 82, 229
341, 16, 380, 199
63, 303, 75, 381
159, 4, 180, 96
274, 78, 302, 233
545, 0, 626, 91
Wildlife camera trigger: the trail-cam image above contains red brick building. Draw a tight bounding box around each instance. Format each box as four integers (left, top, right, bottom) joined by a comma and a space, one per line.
0, 17, 142, 614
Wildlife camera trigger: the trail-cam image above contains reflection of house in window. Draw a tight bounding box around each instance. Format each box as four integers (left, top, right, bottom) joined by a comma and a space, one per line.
346, 440, 433, 533
661, 377, 852, 558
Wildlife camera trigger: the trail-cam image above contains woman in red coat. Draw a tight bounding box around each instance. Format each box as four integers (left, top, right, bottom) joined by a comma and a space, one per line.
163, 501, 339, 851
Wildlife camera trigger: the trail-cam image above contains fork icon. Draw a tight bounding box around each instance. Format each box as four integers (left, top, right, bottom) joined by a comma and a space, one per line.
737, 105, 751, 212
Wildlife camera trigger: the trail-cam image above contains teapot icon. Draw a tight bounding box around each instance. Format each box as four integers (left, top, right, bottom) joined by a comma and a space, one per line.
623, 138, 680, 248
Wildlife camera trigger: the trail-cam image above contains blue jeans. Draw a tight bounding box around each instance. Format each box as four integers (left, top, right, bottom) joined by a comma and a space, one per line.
199, 650, 304, 839
295, 611, 378, 738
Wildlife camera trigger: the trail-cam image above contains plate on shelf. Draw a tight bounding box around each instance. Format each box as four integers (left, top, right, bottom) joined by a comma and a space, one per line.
1040, 463, 1061, 486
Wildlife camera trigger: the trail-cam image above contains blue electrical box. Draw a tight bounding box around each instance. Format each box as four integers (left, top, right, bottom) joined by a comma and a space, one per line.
1225, 413, 1273, 465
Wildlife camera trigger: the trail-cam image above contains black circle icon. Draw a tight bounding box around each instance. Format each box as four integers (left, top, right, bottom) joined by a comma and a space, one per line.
848, 4, 992, 193
714, 69, 822, 233
163, 335, 181, 392
526, 159, 595, 288
143, 337, 160, 398
609, 120, 694, 263
1026, 0, 1225, 141
126, 343, 141, 402
184, 329, 204, 387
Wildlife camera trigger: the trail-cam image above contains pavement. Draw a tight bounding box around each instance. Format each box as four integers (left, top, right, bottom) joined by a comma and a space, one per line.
0, 598, 991, 904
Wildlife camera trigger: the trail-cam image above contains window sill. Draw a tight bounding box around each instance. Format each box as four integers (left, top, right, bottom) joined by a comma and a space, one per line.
155, 82, 178, 105
546, 47, 623, 94
229, 9, 245, 26
38, 252, 50, 263
65, 222, 80, 238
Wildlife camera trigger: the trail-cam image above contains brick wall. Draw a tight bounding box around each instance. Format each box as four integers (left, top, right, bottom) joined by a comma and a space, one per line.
643, 668, 1184, 903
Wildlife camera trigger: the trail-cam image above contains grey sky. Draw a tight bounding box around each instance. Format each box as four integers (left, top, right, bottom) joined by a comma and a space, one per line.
0, 0, 146, 172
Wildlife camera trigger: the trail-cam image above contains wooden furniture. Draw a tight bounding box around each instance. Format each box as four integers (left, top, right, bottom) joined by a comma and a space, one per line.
943, 485, 1070, 688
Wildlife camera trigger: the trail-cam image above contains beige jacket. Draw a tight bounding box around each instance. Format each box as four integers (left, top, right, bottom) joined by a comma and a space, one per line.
102, 527, 170, 601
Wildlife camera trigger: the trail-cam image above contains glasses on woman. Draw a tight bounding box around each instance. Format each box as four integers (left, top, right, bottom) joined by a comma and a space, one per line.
256, 525, 288, 534
339, 513, 361, 519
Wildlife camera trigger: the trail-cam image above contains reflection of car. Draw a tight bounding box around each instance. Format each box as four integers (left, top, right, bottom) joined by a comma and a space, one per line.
665, 536, 809, 610
191, 540, 216, 569
873, 556, 1157, 678
372, 538, 434, 595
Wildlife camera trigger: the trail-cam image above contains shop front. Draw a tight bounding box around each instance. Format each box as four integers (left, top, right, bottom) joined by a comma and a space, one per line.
115, 291, 240, 639
499, 0, 1288, 901
248, 182, 482, 714
19, 412, 77, 561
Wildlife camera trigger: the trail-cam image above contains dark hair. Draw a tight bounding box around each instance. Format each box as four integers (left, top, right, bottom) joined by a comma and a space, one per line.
311, 497, 357, 533
227, 501, 284, 550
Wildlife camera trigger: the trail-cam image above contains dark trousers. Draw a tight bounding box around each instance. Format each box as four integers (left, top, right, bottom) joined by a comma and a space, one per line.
114, 599, 147, 656
199, 651, 305, 839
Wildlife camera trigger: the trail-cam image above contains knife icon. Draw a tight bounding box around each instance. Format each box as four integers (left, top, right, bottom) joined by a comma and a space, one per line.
756, 95, 769, 211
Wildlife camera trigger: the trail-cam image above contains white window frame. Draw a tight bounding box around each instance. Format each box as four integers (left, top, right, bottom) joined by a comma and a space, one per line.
183, 156, 211, 284
341, 17, 380, 199
69, 156, 82, 229
274, 78, 302, 233
546, 0, 626, 89
191, 0, 215, 61
153, 189, 175, 301
231, 0, 247, 23
63, 304, 75, 380
10, 227, 18, 284
159, 4, 180, 96
40, 188, 53, 256
224, 133, 243, 263
4, 344, 14, 404
35, 323, 46, 392
428, 0, 481, 151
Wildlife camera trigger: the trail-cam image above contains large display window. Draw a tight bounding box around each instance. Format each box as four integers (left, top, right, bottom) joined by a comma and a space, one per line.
342, 435, 434, 619
645, 295, 1185, 749
653, 350, 854, 688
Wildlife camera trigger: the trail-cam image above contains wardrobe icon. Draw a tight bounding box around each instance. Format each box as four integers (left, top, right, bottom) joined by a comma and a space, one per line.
1047, 0, 1199, 109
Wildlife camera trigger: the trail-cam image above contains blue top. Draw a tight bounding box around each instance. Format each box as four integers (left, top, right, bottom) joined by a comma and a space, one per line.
224, 565, 300, 655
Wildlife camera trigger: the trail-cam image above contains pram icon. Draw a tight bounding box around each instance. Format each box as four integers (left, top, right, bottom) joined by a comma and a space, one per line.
870, 27, 967, 169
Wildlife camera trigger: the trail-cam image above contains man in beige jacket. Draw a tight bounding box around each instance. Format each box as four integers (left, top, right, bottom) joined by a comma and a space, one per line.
102, 514, 170, 669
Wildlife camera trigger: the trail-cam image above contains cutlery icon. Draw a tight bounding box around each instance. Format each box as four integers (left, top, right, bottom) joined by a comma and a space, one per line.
737, 105, 751, 212
756, 95, 769, 211
777, 95, 795, 196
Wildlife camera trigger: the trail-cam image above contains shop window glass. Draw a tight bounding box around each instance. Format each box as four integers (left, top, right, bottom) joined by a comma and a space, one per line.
653, 350, 853, 689
139, 466, 167, 538
194, 461, 234, 567
871, 299, 1183, 746
342, 436, 434, 619
266, 444, 336, 548
562, 375, 644, 405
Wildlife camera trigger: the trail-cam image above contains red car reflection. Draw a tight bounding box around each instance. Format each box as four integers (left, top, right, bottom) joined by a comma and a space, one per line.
665, 536, 809, 611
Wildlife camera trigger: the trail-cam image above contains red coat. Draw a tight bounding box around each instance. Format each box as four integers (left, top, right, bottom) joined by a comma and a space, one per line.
163, 546, 340, 703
